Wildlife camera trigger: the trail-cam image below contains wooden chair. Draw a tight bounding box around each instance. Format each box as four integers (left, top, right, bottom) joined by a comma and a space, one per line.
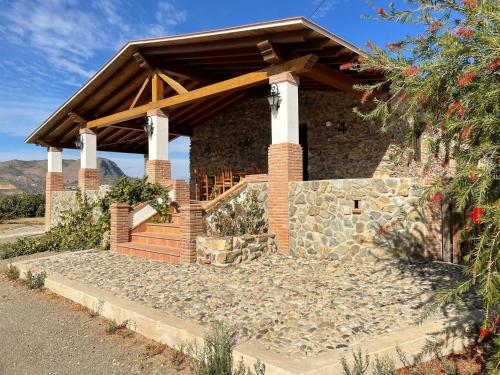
195, 169, 210, 201
221, 167, 233, 192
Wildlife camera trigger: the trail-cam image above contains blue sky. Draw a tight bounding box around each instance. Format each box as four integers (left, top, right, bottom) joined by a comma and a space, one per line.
0, 0, 419, 180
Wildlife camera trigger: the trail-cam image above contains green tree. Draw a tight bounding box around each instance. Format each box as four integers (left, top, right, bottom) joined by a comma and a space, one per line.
350, 0, 499, 325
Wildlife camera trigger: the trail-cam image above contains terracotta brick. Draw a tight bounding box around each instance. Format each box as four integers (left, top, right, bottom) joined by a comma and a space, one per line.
179, 203, 204, 263
45, 172, 64, 231
172, 179, 190, 207
110, 203, 130, 251
78, 168, 99, 191
268, 143, 302, 254
146, 160, 171, 187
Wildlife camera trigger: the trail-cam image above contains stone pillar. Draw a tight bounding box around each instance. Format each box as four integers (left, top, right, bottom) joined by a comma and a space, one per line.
45, 147, 64, 230
78, 129, 99, 191
145, 109, 171, 186
110, 203, 130, 251
179, 203, 204, 264
267, 72, 302, 254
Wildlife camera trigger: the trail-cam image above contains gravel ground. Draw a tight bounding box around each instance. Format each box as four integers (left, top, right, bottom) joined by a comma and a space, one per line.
23, 251, 474, 358
0, 224, 44, 245
0, 273, 190, 375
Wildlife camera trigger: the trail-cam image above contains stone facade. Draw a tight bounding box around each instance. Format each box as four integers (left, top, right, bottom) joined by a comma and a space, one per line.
288, 178, 439, 261
196, 234, 276, 267
49, 190, 107, 228
190, 91, 425, 183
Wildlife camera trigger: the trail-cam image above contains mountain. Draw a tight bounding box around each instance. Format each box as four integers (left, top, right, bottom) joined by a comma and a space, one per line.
0, 158, 127, 194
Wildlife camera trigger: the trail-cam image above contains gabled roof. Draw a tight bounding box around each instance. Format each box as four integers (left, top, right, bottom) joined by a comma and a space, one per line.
26, 17, 382, 154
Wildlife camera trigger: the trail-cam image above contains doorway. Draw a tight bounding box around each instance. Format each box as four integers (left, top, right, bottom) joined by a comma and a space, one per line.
299, 122, 309, 181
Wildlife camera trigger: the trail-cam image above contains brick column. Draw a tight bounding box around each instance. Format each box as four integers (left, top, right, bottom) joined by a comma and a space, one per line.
172, 179, 190, 207
78, 168, 99, 191
78, 128, 99, 191
45, 147, 64, 230
179, 203, 204, 263
110, 203, 130, 251
145, 159, 171, 186
45, 172, 64, 230
267, 72, 302, 254
268, 143, 302, 253
146, 109, 171, 187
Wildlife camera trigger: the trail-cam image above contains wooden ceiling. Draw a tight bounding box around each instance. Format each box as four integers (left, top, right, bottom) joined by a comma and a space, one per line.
26, 18, 383, 155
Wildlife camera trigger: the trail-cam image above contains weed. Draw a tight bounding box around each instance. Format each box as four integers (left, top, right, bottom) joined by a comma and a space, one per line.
25, 270, 46, 289
4, 265, 20, 281
105, 319, 129, 335
169, 344, 188, 373
143, 342, 166, 358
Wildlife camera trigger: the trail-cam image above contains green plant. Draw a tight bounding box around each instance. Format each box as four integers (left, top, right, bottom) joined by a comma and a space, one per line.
105, 319, 129, 334
25, 270, 46, 289
169, 344, 188, 373
350, 0, 499, 326
0, 177, 171, 259
341, 347, 465, 375
4, 265, 20, 280
209, 191, 266, 237
190, 322, 265, 375
0, 193, 45, 221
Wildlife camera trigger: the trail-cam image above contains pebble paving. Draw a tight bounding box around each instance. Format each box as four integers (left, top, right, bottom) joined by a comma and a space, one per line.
25, 251, 468, 357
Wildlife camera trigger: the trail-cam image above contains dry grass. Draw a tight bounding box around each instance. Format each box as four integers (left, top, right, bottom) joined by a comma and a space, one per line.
0, 217, 44, 232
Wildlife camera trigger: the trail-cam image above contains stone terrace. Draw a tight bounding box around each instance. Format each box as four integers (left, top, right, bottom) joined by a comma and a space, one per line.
25, 251, 470, 357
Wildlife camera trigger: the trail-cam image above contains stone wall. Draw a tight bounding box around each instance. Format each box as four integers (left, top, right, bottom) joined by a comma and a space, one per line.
190, 91, 425, 183
288, 178, 437, 261
196, 234, 276, 267
50, 190, 106, 227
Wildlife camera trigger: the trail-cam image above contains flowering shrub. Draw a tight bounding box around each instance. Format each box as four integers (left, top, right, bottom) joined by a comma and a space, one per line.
352, 1, 499, 327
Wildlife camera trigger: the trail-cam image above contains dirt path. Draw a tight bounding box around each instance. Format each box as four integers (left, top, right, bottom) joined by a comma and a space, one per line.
0, 274, 190, 375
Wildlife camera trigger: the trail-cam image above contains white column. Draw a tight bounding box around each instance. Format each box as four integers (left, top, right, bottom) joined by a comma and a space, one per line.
80, 129, 97, 169
47, 147, 63, 173
270, 72, 300, 144
147, 109, 169, 161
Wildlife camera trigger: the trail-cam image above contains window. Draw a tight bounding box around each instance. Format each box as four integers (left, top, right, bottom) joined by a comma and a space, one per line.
353, 199, 361, 214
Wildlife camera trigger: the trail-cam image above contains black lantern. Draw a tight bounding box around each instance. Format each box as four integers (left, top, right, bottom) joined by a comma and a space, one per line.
267, 84, 281, 112
337, 120, 347, 134
143, 116, 154, 139
74, 134, 84, 150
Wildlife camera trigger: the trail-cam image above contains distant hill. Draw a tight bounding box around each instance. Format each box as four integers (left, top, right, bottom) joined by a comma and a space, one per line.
0, 158, 127, 194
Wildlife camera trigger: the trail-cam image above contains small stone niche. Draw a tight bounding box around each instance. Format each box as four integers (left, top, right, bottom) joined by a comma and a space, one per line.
352, 198, 362, 214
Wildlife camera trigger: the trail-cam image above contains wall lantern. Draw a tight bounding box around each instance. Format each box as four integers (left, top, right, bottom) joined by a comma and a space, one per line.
337, 120, 348, 134
143, 116, 154, 139
74, 134, 84, 150
267, 84, 281, 113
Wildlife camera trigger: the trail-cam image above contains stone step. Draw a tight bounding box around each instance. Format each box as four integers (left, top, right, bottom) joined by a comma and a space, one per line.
130, 232, 182, 247
116, 242, 180, 263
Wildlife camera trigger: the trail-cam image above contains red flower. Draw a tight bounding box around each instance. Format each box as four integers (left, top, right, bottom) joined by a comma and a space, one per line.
460, 125, 472, 140
479, 328, 489, 338
428, 22, 442, 32
366, 41, 376, 49
457, 71, 475, 87
403, 66, 419, 77
428, 192, 443, 205
446, 101, 466, 120
378, 227, 385, 235
360, 91, 373, 104
462, 0, 478, 10
466, 207, 485, 224
418, 34, 426, 41
456, 27, 473, 39
469, 172, 478, 182
377, 7, 387, 16
386, 41, 403, 51
488, 58, 500, 72
339, 62, 354, 71
398, 92, 408, 102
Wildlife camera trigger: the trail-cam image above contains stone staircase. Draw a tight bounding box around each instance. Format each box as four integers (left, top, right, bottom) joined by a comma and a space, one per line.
115, 212, 184, 263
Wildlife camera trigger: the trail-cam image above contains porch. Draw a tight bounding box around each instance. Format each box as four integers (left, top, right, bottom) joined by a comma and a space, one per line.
27, 18, 455, 264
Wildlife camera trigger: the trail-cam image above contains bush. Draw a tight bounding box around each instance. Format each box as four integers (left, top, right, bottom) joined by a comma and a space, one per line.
0, 193, 45, 221
190, 322, 265, 375
4, 265, 20, 281
208, 191, 266, 237
25, 270, 46, 290
0, 177, 170, 259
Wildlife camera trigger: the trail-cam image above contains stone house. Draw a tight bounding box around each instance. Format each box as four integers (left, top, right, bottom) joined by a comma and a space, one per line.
25, 18, 460, 264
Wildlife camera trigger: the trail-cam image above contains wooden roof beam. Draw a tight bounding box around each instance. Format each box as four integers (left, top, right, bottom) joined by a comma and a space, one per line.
68, 112, 87, 124
257, 40, 284, 64
157, 70, 188, 94
86, 54, 318, 129
133, 52, 152, 70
